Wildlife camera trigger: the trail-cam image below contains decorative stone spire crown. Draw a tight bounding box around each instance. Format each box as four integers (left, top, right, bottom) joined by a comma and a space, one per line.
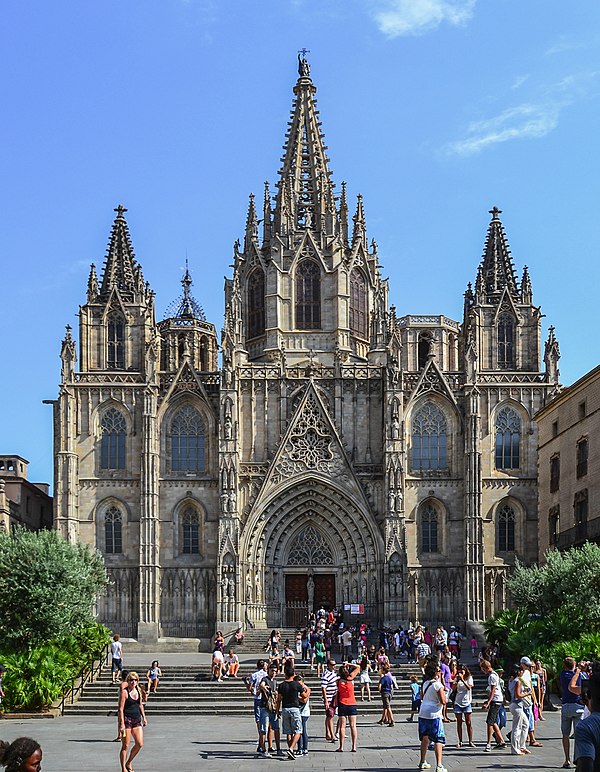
273, 54, 337, 236
99, 205, 140, 299
476, 207, 519, 301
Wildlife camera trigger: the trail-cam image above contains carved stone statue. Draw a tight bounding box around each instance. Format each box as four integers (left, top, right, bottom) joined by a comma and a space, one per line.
298, 52, 310, 77
255, 571, 262, 603
391, 416, 400, 440
307, 573, 315, 611
246, 571, 252, 603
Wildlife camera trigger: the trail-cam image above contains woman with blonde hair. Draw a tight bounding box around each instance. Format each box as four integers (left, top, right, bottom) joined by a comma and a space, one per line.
118, 671, 147, 772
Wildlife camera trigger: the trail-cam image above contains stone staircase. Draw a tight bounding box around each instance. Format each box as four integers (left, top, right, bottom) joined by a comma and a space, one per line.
62, 660, 490, 717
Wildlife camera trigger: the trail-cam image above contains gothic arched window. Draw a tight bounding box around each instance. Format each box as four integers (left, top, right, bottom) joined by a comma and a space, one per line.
497, 503, 515, 552
295, 260, 321, 330
171, 405, 205, 472
349, 268, 367, 339
418, 332, 433, 369
411, 402, 448, 471
497, 312, 516, 369
100, 408, 127, 469
288, 524, 334, 565
104, 505, 123, 554
420, 504, 438, 553
247, 269, 266, 339
107, 313, 125, 369
182, 506, 200, 554
495, 406, 521, 469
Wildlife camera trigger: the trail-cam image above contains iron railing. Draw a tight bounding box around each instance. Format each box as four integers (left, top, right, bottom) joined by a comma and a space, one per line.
59, 642, 110, 716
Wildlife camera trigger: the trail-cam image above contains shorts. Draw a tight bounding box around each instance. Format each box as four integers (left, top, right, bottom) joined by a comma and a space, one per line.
418, 717, 445, 744
411, 699, 422, 712
486, 702, 502, 726
338, 703, 358, 717
282, 707, 302, 735
259, 706, 280, 733
359, 672, 371, 684
381, 692, 391, 708
112, 658, 123, 673
561, 703, 585, 736
453, 704, 472, 714
253, 697, 262, 724
123, 716, 142, 729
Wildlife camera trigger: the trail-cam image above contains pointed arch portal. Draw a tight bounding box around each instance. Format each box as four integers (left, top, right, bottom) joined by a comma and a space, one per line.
240, 477, 384, 627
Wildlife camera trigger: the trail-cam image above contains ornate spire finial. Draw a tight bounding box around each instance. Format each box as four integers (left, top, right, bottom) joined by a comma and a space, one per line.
489, 206, 502, 221
297, 48, 311, 77
114, 204, 128, 218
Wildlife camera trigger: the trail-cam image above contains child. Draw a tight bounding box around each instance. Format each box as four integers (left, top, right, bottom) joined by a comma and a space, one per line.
225, 648, 239, 678
470, 637, 477, 657
407, 674, 421, 721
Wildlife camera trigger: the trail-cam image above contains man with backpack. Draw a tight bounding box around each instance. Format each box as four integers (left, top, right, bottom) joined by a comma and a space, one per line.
258, 663, 282, 757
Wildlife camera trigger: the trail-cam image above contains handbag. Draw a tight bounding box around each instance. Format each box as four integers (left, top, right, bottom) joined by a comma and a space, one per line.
326, 691, 338, 717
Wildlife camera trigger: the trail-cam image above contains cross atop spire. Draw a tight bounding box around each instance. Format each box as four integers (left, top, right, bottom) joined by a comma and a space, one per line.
99, 204, 139, 299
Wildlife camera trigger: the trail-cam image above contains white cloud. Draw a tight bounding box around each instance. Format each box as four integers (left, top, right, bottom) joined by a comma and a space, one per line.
446, 71, 600, 156
446, 103, 560, 156
511, 74, 530, 90
373, 0, 477, 37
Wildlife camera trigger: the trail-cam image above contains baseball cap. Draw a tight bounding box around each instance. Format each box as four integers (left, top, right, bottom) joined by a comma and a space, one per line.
520, 656, 532, 666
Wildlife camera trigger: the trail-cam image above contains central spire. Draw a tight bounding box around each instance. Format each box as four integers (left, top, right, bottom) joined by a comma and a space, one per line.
273, 54, 337, 237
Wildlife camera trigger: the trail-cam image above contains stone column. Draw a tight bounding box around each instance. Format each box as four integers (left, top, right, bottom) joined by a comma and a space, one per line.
138, 386, 160, 643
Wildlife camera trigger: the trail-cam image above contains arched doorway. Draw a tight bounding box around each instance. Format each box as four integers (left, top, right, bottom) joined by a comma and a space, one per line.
240, 477, 384, 628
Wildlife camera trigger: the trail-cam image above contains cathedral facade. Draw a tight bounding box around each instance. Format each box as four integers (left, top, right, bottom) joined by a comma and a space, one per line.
52, 58, 561, 642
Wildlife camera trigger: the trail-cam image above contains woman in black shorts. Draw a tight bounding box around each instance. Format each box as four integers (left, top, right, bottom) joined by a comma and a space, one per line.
118, 671, 147, 772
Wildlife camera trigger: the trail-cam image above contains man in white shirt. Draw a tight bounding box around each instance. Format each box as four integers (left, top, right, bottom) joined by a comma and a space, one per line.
341, 628, 353, 660
480, 659, 506, 752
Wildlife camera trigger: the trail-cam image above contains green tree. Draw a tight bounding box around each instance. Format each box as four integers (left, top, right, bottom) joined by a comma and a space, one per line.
0, 528, 108, 651
508, 542, 600, 628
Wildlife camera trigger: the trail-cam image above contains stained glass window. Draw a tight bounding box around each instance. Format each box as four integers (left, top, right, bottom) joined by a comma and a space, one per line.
104, 505, 123, 553
182, 507, 200, 554
107, 313, 125, 369
349, 269, 367, 339
295, 260, 321, 330
412, 402, 447, 471
100, 408, 126, 469
171, 406, 205, 472
495, 407, 520, 469
421, 505, 438, 553
497, 504, 515, 552
247, 269, 266, 339
498, 313, 515, 369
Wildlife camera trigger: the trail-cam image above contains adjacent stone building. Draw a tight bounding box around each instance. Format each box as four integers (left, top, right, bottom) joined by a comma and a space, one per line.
0, 455, 53, 532
52, 57, 561, 642
537, 363, 599, 556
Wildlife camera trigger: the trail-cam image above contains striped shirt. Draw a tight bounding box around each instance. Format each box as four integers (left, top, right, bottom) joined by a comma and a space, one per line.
321, 668, 339, 701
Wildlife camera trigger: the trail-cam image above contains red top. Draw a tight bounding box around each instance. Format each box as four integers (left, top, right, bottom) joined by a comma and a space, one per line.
338, 680, 356, 706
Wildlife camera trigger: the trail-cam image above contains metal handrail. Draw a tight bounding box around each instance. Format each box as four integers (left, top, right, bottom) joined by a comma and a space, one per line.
59, 643, 110, 716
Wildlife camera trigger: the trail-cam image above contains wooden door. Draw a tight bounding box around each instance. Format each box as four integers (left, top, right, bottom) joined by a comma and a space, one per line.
315, 574, 336, 609
285, 574, 308, 603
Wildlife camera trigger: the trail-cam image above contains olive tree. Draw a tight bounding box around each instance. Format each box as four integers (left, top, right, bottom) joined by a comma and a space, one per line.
0, 527, 108, 650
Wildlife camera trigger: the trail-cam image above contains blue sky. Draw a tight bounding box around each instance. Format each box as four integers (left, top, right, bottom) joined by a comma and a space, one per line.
2, 0, 599, 487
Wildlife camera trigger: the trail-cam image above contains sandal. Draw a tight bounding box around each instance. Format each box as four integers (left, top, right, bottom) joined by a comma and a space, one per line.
530, 741, 543, 747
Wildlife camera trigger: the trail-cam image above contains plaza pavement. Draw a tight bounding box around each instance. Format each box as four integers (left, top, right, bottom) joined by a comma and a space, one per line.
2, 701, 567, 771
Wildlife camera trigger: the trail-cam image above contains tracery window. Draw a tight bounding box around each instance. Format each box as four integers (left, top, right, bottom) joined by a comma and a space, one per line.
411, 402, 447, 471
495, 406, 521, 469
171, 406, 205, 472
247, 269, 266, 339
182, 507, 200, 554
107, 313, 125, 369
497, 503, 515, 552
104, 505, 123, 554
288, 525, 334, 565
420, 505, 438, 553
295, 260, 321, 330
497, 312, 516, 369
349, 269, 367, 339
100, 408, 127, 470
